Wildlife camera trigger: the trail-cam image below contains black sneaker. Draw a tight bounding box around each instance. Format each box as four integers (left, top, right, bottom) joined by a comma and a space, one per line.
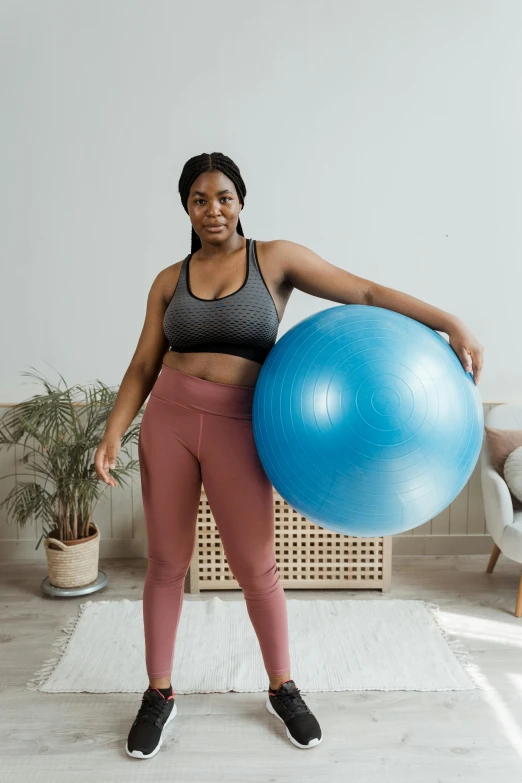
266, 679, 323, 749
126, 686, 177, 759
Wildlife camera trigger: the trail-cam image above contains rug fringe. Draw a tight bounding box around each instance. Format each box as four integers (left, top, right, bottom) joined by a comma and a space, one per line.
422, 601, 486, 691
26, 600, 93, 691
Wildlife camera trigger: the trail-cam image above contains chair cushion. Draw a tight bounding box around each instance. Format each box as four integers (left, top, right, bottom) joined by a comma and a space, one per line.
484, 426, 522, 509
504, 446, 522, 504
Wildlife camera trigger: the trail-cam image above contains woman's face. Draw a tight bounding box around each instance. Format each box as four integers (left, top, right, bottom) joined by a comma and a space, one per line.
188, 170, 242, 244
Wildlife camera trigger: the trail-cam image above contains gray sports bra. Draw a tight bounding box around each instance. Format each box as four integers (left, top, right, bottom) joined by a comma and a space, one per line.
163, 238, 280, 365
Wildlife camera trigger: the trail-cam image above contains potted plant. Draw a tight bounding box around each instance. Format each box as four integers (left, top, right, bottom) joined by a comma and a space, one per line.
0, 367, 143, 589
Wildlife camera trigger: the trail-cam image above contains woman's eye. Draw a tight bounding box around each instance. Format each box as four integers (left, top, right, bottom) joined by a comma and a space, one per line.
195, 198, 231, 205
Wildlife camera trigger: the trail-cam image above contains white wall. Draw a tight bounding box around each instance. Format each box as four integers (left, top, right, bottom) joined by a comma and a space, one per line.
2, 1, 521, 559
1, 0, 520, 403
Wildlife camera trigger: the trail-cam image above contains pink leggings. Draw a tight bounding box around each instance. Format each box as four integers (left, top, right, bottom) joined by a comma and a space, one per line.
138, 364, 290, 680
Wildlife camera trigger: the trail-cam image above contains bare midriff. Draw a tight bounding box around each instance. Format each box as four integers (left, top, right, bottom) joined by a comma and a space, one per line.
161, 350, 264, 388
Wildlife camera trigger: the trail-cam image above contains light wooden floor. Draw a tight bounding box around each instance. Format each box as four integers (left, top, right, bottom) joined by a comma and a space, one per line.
2, 554, 522, 782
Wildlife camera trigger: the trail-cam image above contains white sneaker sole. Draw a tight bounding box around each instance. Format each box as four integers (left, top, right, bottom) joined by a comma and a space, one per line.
266, 697, 322, 749
126, 702, 178, 759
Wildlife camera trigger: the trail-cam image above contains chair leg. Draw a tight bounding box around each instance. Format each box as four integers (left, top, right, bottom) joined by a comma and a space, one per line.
486, 543, 501, 574
515, 573, 522, 618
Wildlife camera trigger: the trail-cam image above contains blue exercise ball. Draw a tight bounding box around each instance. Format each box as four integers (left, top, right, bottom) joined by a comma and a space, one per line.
252, 305, 483, 537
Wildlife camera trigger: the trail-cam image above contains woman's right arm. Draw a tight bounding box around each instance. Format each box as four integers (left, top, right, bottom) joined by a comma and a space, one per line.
94, 269, 172, 486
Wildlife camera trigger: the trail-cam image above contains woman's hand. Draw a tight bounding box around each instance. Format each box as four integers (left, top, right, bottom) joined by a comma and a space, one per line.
94, 434, 122, 487
447, 322, 484, 385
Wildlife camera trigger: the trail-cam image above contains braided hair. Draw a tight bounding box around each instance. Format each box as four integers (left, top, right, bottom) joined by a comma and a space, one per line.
178, 152, 247, 254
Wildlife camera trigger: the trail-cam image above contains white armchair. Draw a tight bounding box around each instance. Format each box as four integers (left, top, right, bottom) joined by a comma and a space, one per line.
480, 403, 522, 617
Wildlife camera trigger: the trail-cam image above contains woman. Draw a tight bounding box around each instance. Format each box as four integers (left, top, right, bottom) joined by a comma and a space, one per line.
95, 152, 484, 759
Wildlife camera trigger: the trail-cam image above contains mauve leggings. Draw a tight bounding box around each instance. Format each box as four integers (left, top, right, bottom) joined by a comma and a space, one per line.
138, 363, 290, 679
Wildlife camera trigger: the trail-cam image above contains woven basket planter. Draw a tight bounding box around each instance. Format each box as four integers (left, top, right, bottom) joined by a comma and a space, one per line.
186, 489, 392, 594
44, 521, 100, 588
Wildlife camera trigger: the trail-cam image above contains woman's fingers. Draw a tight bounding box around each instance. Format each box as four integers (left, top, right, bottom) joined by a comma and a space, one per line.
95, 445, 118, 486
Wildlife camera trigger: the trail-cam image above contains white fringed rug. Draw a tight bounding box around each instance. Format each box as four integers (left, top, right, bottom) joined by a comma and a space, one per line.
26, 597, 482, 693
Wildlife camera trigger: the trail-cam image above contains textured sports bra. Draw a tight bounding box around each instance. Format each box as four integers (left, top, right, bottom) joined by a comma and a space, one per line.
163, 238, 280, 365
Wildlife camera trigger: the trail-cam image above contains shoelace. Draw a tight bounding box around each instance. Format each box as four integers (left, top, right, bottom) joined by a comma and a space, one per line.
135, 690, 171, 726
272, 687, 311, 716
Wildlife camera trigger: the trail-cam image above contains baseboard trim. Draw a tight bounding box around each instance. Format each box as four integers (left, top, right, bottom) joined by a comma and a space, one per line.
392, 534, 495, 555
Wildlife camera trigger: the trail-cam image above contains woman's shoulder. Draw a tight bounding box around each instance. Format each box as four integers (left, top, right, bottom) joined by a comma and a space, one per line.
153, 256, 187, 307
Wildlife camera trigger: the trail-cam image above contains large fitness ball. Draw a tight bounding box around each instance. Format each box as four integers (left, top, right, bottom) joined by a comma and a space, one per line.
252, 305, 483, 537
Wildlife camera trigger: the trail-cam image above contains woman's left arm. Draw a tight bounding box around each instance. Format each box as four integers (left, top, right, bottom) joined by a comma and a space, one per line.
276, 239, 484, 385
367, 282, 484, 385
